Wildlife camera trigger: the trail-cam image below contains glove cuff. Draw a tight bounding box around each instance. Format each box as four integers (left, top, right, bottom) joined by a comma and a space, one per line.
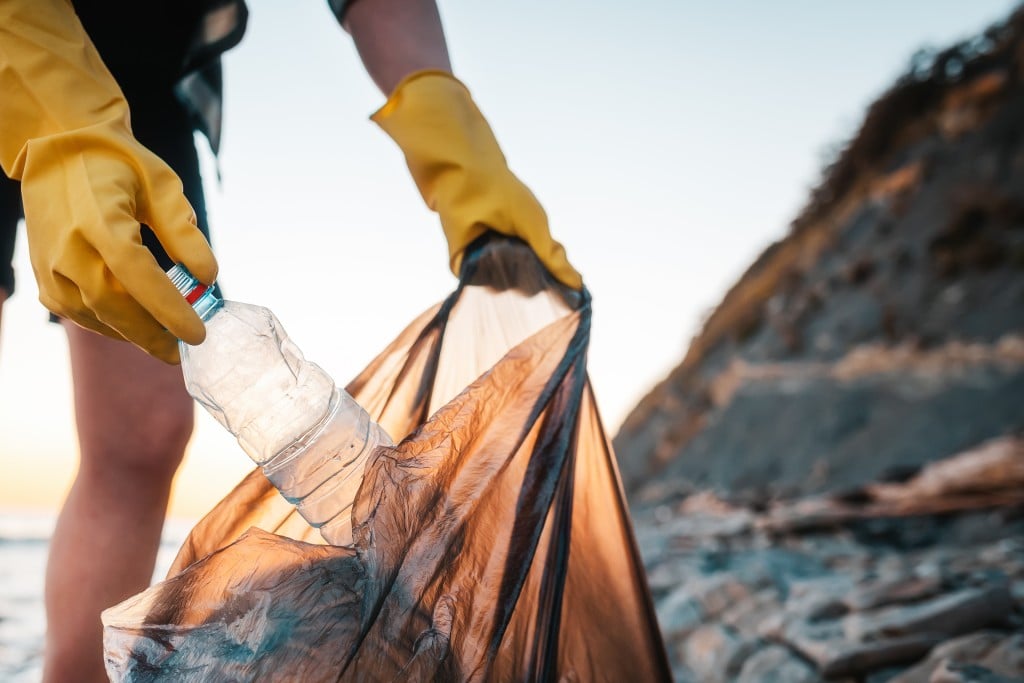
371, 69, 468, 121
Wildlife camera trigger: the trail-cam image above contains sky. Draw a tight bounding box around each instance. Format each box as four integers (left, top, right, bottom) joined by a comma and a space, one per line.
1, 0, 1019, 519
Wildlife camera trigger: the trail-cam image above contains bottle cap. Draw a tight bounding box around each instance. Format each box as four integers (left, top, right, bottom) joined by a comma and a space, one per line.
167, 264, 223, 321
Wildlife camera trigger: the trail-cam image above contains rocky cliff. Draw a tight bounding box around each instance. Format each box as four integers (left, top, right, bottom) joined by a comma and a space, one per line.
617, 9, 1024, 682
614, 9, 1024, 505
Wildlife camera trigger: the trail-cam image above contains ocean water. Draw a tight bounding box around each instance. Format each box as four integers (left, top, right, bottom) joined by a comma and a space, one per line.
0, 511, 194, 682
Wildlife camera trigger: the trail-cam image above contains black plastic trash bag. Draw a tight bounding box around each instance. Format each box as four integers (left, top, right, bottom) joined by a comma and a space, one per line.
102, 235, 672, 682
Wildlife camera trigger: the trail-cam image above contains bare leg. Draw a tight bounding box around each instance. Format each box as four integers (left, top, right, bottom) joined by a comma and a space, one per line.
42, 323, 194, 683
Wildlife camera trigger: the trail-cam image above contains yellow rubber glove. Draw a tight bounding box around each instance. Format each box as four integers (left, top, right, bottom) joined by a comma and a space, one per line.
372, 70, 582, 291
0, 0, 218, 362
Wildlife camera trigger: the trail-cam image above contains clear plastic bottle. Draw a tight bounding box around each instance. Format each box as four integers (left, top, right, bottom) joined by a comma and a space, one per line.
168, 264, 392, 545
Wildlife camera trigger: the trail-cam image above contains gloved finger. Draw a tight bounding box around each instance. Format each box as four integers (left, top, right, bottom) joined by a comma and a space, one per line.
56, 230, 196, 357
81, 274, 183, 363
139, 332, 181, 364
96, 209, 208, 345
142, 159, 219, 285
53, 241, 184, 357
102, 244, 206, 346
506, 183, 583, 291
37, 277, 124, 342
456, 232, 583, 291
527, 235, 582, 291
40, 272, 179, 362
458, 216, 582, 291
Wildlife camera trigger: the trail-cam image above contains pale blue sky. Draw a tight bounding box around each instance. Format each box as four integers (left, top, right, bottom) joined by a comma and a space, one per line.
1, 0, 1018, 515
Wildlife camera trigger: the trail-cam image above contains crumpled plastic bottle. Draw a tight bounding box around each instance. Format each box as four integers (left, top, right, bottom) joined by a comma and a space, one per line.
168, 264, 392, 545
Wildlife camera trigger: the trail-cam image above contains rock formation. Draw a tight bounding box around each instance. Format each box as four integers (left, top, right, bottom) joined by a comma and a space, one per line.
615, 9, 1024, 504
617, 8, 1024, 681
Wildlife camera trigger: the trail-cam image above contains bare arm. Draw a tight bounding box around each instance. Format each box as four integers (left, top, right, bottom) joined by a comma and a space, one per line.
343, 0, 452, 94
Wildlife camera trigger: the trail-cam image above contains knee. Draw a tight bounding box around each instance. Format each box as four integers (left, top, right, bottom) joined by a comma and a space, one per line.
80, 396, 195, 482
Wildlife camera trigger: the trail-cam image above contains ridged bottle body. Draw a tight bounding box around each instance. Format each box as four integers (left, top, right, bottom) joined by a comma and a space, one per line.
180, 300, 391, 545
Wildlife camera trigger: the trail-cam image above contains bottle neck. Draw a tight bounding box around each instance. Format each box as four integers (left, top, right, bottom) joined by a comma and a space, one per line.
192, 288, 224, 322
167, 264, 223, 322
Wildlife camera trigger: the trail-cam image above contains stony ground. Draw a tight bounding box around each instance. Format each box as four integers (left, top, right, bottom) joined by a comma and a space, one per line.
637, 488, 1024, 683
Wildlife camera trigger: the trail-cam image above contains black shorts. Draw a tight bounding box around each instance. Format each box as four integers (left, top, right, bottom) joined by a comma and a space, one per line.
0, 92, 213, 303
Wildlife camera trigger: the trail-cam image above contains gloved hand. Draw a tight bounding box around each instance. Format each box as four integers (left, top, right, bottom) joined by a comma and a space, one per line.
0, 0, 218, 363
371, 70, 582, 291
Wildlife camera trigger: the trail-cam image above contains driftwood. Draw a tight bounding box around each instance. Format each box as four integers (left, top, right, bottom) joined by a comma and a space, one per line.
759, 437, 1024, 534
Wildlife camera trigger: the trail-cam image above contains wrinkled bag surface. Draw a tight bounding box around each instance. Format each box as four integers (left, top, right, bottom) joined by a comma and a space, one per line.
102, 236, 671, 682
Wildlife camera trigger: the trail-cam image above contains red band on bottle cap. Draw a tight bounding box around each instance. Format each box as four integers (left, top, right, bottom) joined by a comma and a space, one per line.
186, 283, 209, 305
